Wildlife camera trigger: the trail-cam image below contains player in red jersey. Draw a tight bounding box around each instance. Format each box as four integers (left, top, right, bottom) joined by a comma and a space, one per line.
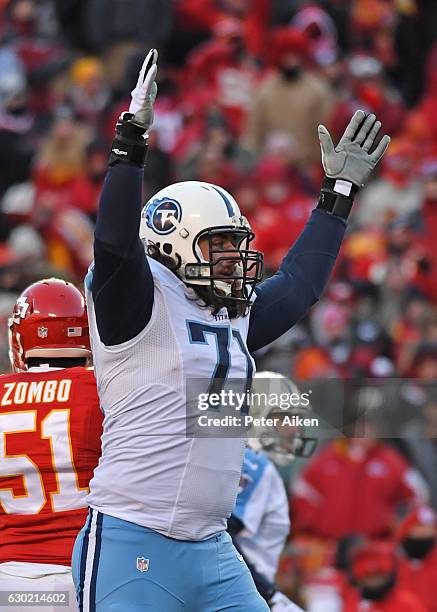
0, 278, 103, 612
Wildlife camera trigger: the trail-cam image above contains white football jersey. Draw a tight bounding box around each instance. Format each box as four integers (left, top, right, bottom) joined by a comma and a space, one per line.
85, 257, 255, 540
234, 448, 290, 582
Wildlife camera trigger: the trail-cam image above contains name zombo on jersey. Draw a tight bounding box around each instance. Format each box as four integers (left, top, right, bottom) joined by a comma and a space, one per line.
1, 378, 72, 405
197, 389, 312, 411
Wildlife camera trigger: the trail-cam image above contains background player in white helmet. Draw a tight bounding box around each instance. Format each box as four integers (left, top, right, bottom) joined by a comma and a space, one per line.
229, 372, 317, 612
72, 48, 390, 611
0, 279, 102, 612
247, 371, 317, 467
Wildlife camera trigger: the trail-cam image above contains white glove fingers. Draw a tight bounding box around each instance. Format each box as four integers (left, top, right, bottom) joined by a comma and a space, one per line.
142, 62, 157, 99
131, 49, 158, 99
146, 48, 158, 72
131, 81, 158, 128
354, 113, 376, 145
370, 134, 391, 163
341, 109, 366, 142
362, 120, 381, 151
133, 74, 157, 116
139, 49, 157, 86
149, 81, 158, 105
128, 49, 158, 128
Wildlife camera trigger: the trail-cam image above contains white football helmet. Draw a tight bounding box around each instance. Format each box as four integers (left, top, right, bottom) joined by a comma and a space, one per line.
248, 371, 317, 465
140, 181, 263, 302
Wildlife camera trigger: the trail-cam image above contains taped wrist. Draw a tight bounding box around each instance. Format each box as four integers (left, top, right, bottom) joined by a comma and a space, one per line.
316, 176, 359, 220
109, 113, 148, 167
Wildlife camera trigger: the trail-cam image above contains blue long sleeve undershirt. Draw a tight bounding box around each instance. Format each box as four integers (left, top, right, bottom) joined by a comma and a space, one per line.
92, 164, 154, 345
92, 164, 346, 349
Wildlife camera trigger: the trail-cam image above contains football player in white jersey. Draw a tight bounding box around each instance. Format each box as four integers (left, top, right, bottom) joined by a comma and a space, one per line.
72, 49, 390, 611
230, 372, 317, 612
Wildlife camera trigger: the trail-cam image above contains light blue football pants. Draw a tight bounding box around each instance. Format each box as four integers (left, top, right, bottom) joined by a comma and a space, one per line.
72, 509, 269, 612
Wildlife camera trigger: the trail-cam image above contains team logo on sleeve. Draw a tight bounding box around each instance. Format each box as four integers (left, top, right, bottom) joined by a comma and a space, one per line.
143, 198, 182, 235
136, 557, 150, 572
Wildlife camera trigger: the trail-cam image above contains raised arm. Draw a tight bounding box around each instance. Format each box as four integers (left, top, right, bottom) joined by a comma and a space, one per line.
91, 50, 158, 346
248, 110, 390, 352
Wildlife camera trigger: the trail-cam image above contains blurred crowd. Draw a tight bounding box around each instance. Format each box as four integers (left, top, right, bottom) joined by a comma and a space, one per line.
1, 0, 437, 609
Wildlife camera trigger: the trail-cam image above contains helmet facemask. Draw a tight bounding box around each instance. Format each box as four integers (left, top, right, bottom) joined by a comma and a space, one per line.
254, 408, 318, 466
184, 226, 264, 304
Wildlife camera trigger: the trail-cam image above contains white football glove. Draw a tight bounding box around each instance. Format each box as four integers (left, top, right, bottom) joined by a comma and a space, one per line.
128, 48, 158, 131
269, 591, 305, 612
318, 110, 390, 188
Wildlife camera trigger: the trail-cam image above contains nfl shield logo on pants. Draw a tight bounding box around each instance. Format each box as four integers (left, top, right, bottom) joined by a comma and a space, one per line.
136, 557, 149, 572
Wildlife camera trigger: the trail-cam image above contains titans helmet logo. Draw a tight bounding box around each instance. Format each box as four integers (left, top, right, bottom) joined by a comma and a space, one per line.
143, 197, 182, 235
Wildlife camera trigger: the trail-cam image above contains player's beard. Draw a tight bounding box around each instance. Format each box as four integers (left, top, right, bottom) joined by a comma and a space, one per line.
147, 245, 249, 318
187, 283, 249, 319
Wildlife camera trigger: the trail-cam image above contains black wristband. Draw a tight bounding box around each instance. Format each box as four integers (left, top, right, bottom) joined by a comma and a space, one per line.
316, 176, 359, 220
108, 113, 148, 168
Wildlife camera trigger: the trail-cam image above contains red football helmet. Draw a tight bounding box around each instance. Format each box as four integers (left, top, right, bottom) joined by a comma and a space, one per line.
8, 278, 91, 372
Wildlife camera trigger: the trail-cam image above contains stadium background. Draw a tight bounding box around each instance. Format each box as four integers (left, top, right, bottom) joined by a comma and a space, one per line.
1, 0, 437, 608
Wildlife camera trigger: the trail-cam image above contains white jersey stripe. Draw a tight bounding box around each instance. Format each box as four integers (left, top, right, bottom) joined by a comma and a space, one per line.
82, 510, 98, 612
